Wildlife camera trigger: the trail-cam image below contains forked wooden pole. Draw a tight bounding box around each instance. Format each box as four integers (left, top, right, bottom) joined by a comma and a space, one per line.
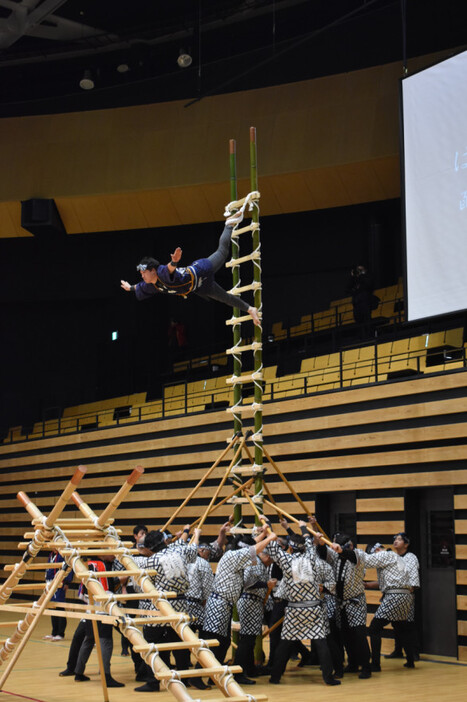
259, 444, 331, 540
189, 477, 254, 528
194, 435, 247, 533
161, 432, 241, 532
254, 496, 333, 547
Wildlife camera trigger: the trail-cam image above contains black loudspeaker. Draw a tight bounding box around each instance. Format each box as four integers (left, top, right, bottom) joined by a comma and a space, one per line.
21, 198, 66, 239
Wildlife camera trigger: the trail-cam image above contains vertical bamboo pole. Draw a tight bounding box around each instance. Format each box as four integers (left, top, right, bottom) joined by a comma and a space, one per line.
250, 126, 263, 521
250, 126, 265, 666
229, 138, 244, 532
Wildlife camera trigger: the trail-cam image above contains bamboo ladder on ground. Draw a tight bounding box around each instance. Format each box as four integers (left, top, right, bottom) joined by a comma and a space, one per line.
0, 466, 267, 702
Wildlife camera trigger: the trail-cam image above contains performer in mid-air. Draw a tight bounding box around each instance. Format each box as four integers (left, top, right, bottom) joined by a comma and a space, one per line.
120, 210, 260, 325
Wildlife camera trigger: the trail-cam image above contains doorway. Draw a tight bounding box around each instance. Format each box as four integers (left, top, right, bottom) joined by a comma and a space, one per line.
405, 487, 456, 656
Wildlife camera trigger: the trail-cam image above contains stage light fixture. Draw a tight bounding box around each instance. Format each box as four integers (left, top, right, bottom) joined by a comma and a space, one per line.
79, 70, 95, 90
177, 50, 192, 68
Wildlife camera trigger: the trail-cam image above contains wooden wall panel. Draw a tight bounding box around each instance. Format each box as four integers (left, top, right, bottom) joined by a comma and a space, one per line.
0, 49, 454, 239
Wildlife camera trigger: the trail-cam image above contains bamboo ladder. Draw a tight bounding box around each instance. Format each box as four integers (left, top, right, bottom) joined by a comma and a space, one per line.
224, 126, 264, 532
0, 466, 267, 702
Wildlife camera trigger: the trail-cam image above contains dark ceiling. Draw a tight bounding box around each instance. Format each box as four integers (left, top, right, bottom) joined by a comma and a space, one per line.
0, 0, 466, 117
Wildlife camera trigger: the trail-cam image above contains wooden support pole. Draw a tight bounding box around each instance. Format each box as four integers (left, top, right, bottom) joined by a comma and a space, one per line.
261, 445, 330, 539
262, 616, 284, 639
88, 592, 109, 702
0, 567, 68, 679
255, 497, 333, 547
160, 432, 240, 532
195, 436, 247, 533
189, 477, 254, 528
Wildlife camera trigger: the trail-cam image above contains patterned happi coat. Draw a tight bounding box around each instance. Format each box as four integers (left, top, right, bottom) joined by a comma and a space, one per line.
203, 546, 257, 637
237, 561, 269, 636
322, 546, 367, 628
266, 537, 335, 640
363, 549, 419, 621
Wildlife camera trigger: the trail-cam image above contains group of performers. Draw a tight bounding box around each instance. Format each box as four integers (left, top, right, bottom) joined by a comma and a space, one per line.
56, 515, 420, 691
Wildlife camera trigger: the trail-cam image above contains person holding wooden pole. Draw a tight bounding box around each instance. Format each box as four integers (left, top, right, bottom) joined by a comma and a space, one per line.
200, 526, 276, 666
263, 520, 341, 687
130, 526, 201, 692
233, 547, 274, 684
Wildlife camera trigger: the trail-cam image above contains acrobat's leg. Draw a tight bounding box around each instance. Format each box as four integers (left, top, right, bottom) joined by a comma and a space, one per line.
207, 225, 233, 274
199, 284, 260, 325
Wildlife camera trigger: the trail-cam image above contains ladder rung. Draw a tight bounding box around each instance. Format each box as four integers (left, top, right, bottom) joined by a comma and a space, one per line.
60, 548, 139, 555
131, 614, 191, 624
43, 541, 134, 548
229, 466, 265, 475
227, 527, 255, 534
226, 405, 263, 414
133, 639, 219, 653
83, 569, 159, 578
158, 665, 243, 679
23, 531, 111, 538
226, 313, 260, 326
231, 222, 260, 238
226, 192, 260, 209
226, 373, 263, 385
227, 495, 263, 504
225, 251, 261, 268
11, 583, 46, 591
92, 592, 175, 601
226, 342, 262, 354
229, 282, 261, 295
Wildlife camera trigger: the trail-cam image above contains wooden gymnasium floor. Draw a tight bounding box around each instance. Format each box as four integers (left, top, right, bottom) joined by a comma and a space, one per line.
0, 613, 466, 702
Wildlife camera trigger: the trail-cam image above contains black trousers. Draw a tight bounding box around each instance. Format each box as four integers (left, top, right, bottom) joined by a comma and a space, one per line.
270, 637, 334, 683
51, 610, 67, 638
234, 634, 256, 676
265, 599, 286, 666
340, 610, 371, 672
138, 626, 192, 683
200, 628, 231, 665
65, 619, 87, 672
369, 617, 415, 666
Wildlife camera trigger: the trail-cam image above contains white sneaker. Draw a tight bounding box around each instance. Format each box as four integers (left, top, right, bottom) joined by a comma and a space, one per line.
43, 634, 54, 640
226, 209, 244, 227
52, 635, 64, 641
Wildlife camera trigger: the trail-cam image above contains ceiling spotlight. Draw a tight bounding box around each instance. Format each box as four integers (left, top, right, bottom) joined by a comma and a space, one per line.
117, 63, 130, 74
177, 50, 192, 68
79, 70, 94, 90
